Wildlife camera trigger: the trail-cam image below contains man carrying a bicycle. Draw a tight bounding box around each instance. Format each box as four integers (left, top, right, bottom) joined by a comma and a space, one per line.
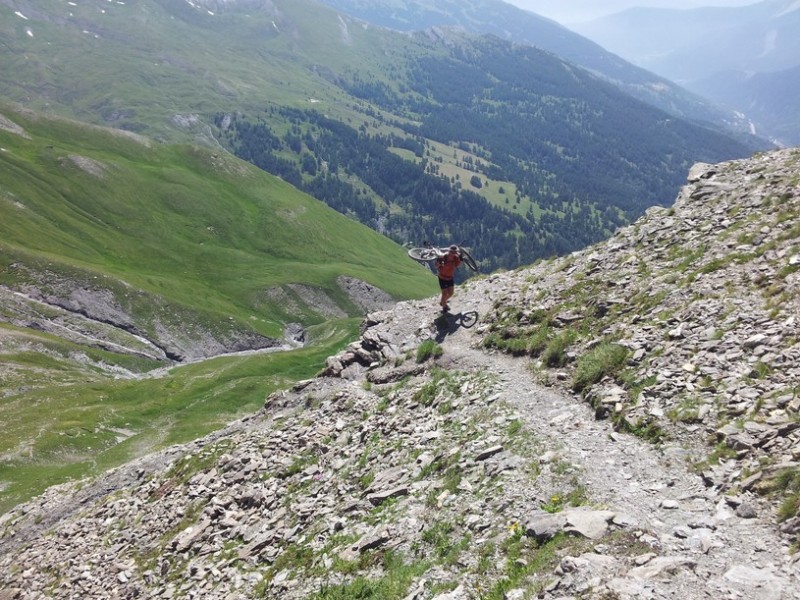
436, 245, 463, 312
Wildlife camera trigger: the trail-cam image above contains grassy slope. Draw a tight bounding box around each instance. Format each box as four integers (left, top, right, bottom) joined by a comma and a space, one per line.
0, 106, 431, 332
0, 105, 434, 512
0, 0, 416, 139
0, 318, 360, 514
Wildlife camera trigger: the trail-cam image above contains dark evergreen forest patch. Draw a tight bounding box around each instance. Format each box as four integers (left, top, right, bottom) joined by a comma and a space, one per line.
214, 37, 754, 273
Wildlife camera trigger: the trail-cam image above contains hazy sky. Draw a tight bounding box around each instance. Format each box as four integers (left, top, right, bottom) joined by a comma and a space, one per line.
504, 0, 760, 24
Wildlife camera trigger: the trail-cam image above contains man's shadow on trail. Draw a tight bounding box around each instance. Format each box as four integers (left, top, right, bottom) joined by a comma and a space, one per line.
434, 310, 479, 342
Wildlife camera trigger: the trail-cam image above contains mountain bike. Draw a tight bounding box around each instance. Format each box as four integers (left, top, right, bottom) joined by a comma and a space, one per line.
407, 241, 479, 272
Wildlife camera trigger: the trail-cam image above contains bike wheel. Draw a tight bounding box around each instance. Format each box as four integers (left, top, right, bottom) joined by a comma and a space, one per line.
459, 311, 478, 329
459, 248, 479, 272
408, 247, 438, 262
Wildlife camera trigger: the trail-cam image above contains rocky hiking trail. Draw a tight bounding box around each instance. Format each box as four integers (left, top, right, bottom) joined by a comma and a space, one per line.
384, 285, 800, 600
434, 302, 799, 600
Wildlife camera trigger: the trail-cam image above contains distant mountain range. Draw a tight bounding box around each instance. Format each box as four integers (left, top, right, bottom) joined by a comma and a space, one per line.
573, 0, 800, 145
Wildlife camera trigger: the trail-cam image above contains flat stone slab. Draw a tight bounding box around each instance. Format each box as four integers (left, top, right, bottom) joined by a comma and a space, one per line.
366, 486, 410, 506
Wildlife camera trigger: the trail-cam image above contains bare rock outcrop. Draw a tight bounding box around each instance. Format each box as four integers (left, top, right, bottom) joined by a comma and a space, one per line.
478, 148, 800, 506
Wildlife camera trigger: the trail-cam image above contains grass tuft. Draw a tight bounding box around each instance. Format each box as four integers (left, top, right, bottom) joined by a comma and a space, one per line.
416, 340, 444, 363
572, 343, 629, 393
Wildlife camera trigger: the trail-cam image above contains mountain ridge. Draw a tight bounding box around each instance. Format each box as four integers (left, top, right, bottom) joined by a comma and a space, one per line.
315, 0, 759, 140
574, 0, 800, 145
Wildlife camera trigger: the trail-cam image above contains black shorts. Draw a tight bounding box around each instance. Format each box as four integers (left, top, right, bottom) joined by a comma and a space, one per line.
438, 277, 455, 290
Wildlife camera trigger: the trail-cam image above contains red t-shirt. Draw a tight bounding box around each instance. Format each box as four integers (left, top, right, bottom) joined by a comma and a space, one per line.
437, 253, 462, 280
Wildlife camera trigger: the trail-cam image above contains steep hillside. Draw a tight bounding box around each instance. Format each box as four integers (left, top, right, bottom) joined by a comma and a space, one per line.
480, 147, 800, 476
2, 149, 798, 598
0, 0, 767, 272
0, 105, 430, 358
212, 24, 763, 271
317, 0, 754, 138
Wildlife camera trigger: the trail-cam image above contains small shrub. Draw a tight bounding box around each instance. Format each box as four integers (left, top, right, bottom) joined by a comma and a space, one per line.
309, 550, 428, 600
699, 258, 727, 274
507, 419, 523, 436
421, 520, 458, 560
778, 493, 800, 523
414, 379, 438, 406
437, 399, 454, 414
693, 442, 737, 472
618, 370, 657, 402
566, 484, 589, 507
442, 466, 462, 494
757, 468, 800, 523
526, 325, 551, 356
666, 396, 701, 424
359, 471, 375, 490
619, 416, 668, 445
417, 450, 460, 481
542, 330, 576, 367
748, 361, 772, 380
503, 335, 535, 356
541, 493, 564, 513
